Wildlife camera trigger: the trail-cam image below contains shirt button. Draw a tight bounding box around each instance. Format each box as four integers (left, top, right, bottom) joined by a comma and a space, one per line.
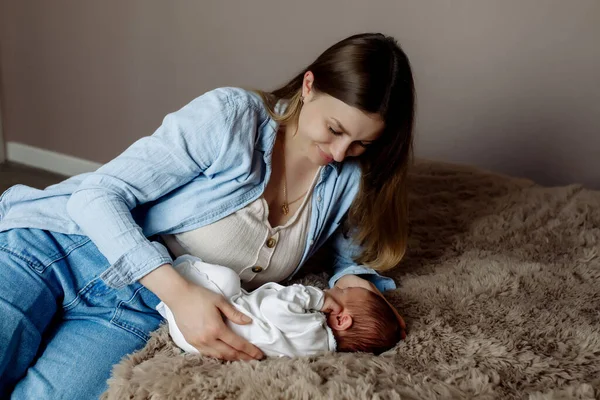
317, 196, 322, 202
251, 266, 263, 273
266, 238, 277, 248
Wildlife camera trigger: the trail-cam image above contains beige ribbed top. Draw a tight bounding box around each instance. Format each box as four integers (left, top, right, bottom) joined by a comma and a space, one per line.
162, 168, 321, 291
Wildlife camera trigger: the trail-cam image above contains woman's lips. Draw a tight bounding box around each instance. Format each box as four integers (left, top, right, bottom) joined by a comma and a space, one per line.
317, 146, 333, 163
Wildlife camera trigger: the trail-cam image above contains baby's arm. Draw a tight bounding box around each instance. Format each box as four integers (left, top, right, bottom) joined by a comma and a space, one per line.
259, 285, 326, 334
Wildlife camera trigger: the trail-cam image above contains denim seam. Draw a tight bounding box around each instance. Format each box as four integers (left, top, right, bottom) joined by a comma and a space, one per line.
110, 286, 151, 342
0, 246, 40, 269
44, 237, 92, 271
0, 245, 54, 274
0, 236, 92, 273
110, 317, 150, 342
62, 276, 103, 311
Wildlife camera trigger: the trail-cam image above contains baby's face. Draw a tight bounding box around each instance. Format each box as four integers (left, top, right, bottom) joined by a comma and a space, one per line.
325, 286, 372, 310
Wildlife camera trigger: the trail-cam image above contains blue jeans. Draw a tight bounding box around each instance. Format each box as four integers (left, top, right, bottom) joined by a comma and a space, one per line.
0, 228, 163, 399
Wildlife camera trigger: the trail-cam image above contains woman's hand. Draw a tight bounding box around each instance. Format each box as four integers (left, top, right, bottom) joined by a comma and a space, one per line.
141, 264, 264, 361
335, 274, 407, 338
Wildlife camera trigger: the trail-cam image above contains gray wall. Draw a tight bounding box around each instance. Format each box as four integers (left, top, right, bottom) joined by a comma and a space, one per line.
0, 95, 4, 163
1, 1, 599, 188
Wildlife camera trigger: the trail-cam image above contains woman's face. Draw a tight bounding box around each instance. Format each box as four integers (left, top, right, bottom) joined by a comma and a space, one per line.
294, 72, 384, 166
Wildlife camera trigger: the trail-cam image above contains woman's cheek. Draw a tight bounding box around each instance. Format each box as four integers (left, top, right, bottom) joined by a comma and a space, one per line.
353, 148, 365, 158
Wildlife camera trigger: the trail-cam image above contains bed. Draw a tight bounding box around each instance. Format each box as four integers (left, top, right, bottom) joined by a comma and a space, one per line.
102, 160, 600, 400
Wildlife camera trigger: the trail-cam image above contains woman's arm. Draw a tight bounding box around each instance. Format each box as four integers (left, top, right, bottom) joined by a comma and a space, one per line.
66, 88, 265, 360
67, 88, 258, 289
327, 224, 396, 293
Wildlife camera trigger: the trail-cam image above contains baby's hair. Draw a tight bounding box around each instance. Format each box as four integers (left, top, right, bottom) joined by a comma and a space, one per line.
334, 291, 402, 355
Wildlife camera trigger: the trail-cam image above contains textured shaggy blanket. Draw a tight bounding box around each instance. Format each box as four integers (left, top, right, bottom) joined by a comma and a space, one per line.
102, 161, 600, 400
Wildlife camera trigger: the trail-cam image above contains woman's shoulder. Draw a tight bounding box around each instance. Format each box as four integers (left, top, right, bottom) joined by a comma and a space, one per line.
190, 87, 266, 116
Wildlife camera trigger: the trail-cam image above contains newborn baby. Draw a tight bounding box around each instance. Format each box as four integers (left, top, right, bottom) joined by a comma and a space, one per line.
156, 255, 402, 358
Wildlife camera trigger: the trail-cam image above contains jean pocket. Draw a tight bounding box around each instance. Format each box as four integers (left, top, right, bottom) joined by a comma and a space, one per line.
110, 284, 163, 342
0, 229, 92, 274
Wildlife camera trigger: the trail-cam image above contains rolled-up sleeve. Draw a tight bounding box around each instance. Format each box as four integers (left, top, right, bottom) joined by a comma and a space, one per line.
67, 89, 254, 288
327, 225, 397, 293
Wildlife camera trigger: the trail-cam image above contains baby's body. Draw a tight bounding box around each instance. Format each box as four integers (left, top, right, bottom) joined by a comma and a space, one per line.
157, 255, 401, 357
157, 255, 337, 357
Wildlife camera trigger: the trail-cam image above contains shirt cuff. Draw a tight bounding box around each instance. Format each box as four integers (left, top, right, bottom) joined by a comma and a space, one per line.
100, 240, 173, 289
328, 266, 397, 293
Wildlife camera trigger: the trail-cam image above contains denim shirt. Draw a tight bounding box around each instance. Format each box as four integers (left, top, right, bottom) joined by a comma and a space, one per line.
0, 87, 396, 292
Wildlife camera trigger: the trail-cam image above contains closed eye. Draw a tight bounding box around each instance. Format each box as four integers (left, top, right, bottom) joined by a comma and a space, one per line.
329, 126, 343, 136
329, 126, 373, 149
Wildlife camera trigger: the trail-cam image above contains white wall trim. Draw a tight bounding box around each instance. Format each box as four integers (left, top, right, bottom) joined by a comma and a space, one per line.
6, 142, 102, 176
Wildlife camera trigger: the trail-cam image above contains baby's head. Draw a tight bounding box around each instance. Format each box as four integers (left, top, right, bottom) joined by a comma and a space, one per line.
322, 287, 402, 355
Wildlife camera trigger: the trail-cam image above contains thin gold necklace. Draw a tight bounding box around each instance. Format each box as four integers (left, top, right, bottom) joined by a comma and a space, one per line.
280, 135, 307, 215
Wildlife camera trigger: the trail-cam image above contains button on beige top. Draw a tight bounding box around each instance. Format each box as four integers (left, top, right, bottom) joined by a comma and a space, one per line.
162, 167, 322, 291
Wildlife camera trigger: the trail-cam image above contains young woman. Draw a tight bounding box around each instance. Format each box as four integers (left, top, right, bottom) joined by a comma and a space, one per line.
0, 32, 415, 398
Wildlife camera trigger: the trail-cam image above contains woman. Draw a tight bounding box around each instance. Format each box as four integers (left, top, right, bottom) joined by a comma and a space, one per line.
0, 32, 415, 398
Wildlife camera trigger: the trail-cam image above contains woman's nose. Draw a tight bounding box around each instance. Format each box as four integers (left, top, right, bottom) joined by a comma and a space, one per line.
331, 139, 350, 162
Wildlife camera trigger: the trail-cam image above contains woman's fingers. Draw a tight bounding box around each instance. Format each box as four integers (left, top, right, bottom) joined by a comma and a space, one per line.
218, 300, 253, 325
164, 283, 264, 361
219, 328, 264, 360
202, 337, 258, 361
216, 339, 255, 361
217, 302, 264, 360
218, 325, 264, 360
194, 327, 262, 361
199, 339, 243, 361
187, 324, 257, 361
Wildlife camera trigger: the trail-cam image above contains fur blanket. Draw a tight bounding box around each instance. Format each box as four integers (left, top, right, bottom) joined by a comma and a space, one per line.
102, 160, 600, 400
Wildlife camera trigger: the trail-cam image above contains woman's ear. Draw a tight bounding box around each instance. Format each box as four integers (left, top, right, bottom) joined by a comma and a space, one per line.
302, 71, 315, 100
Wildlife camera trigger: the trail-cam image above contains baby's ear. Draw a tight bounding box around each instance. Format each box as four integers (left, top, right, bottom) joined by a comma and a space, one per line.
329, 313, 353, 331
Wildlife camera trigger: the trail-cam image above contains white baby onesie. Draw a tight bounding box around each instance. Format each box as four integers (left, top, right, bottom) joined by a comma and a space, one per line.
156, 255, 337, 358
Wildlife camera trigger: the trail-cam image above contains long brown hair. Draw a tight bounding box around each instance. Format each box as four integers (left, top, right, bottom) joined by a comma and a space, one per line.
256, 33, 415, 272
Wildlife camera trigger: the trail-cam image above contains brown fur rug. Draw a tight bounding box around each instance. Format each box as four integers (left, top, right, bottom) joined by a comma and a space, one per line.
102, 160, 600, 400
